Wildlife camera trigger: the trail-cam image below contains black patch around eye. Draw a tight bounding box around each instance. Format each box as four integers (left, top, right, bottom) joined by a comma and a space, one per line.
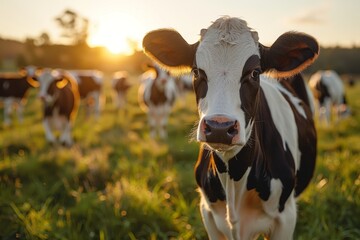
250, 69, 261, 79
192, 68, 208, 104
241, 55, 261, 80
192, 68, 200, 79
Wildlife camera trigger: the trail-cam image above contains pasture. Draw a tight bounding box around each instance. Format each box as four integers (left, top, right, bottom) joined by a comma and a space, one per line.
0, 73, 359, 240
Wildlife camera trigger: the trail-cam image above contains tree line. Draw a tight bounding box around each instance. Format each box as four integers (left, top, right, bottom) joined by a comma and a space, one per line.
306, 47, 360, 75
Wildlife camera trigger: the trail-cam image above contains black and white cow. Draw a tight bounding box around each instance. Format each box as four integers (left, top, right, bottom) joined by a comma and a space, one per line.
0, 66, 37, 126
143, 16, 318, 239
138, 64, 177, 139
308, 70, 350, 125
69, 70, 103, 118
37, 68, 79, 146
112, 71, 131, 110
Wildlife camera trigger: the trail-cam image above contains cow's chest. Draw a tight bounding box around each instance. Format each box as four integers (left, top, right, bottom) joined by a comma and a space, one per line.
202, 168, 284, 238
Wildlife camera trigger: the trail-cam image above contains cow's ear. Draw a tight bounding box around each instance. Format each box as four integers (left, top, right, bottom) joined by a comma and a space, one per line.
260, 32, 319, 78
55, 78, 68, 89
19, 67, 27, 76
143, 29, 199, 73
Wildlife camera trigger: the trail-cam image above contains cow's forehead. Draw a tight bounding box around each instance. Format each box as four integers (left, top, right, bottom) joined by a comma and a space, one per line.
195, 18, 259, 76
39, 72, 54, 82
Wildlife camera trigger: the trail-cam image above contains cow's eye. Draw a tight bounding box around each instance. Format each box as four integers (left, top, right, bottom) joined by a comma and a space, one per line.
192, 68, 200, 79
250, 69, 261, 79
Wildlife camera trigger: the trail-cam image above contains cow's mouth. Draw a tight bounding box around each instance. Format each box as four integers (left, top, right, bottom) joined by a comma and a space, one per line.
204, 142, 242, 152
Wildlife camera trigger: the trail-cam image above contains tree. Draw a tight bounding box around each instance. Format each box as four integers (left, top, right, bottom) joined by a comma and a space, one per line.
36, 32, 51, 46
55, 9, 89, 45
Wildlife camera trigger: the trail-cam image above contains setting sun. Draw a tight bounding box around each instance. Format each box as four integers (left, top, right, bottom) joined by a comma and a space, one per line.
88, 13, 141, 55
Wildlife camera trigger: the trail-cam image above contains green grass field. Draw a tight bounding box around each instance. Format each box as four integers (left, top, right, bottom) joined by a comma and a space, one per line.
0, 74, 359, 240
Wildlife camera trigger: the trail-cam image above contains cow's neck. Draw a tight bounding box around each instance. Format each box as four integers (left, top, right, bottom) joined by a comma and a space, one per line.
212, 127, 259, 180
212, 128, 261, 230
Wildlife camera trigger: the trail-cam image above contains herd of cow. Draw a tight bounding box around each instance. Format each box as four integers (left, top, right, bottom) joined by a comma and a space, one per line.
0, 62, 351, 145
0, 64, 193, 144
0, 16, 354, 240
0, 66, 128, 145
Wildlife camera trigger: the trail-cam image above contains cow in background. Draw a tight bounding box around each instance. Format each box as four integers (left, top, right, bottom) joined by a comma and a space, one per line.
36, 68, 79, 146
143, 16, 318, 239
308, 70, 351, 125
112, 71, 131, 111
69, 70, 103, 119
0, 66, 38, 126
138, 64, 177, 139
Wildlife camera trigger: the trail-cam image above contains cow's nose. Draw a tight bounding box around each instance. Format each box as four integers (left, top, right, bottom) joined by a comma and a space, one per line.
201, 116, 239, 145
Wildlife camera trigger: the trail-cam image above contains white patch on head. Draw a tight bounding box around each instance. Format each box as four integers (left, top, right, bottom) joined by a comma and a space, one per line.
25, 65, 36, 77
195, 17, 260, 153
37, 68, 58, 103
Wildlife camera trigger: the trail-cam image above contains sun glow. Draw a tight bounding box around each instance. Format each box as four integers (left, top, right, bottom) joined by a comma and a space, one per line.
88, 13, 141, 55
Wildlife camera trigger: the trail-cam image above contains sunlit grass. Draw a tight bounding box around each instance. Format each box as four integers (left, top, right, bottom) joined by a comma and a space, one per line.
0, 74, 359, 239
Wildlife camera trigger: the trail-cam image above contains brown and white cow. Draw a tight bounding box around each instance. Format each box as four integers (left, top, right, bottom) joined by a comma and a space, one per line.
308, 70, 351, 125
138, 64, 177, 139
36, 68, 79, 146
69, 70, 103, 118
112, 71, 131, 110
143, 16, 318, 239
0, 66, 37, 126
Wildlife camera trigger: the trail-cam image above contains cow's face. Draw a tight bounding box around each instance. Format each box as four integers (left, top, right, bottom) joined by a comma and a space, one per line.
37, 69, 65, 104
192, 18, 261, 152
142, 16, 319, 156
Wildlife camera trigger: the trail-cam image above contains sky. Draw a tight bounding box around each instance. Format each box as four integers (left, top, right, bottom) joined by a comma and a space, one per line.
0, 0, 359, 54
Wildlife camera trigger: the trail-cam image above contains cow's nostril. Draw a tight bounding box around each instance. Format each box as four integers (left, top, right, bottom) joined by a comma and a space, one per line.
202, 118, 239, 145
204, 120, 212, 135
227, 124, 238, 137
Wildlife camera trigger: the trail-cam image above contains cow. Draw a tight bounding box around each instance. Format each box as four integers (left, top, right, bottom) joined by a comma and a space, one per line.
69, 70, 103, 118
0, 66, 38, 126
36, 68, 79, 146
142, 16, 319, 239
138, 64, 177, 139
112, 71, 131, 111
308, 70, 351, 125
